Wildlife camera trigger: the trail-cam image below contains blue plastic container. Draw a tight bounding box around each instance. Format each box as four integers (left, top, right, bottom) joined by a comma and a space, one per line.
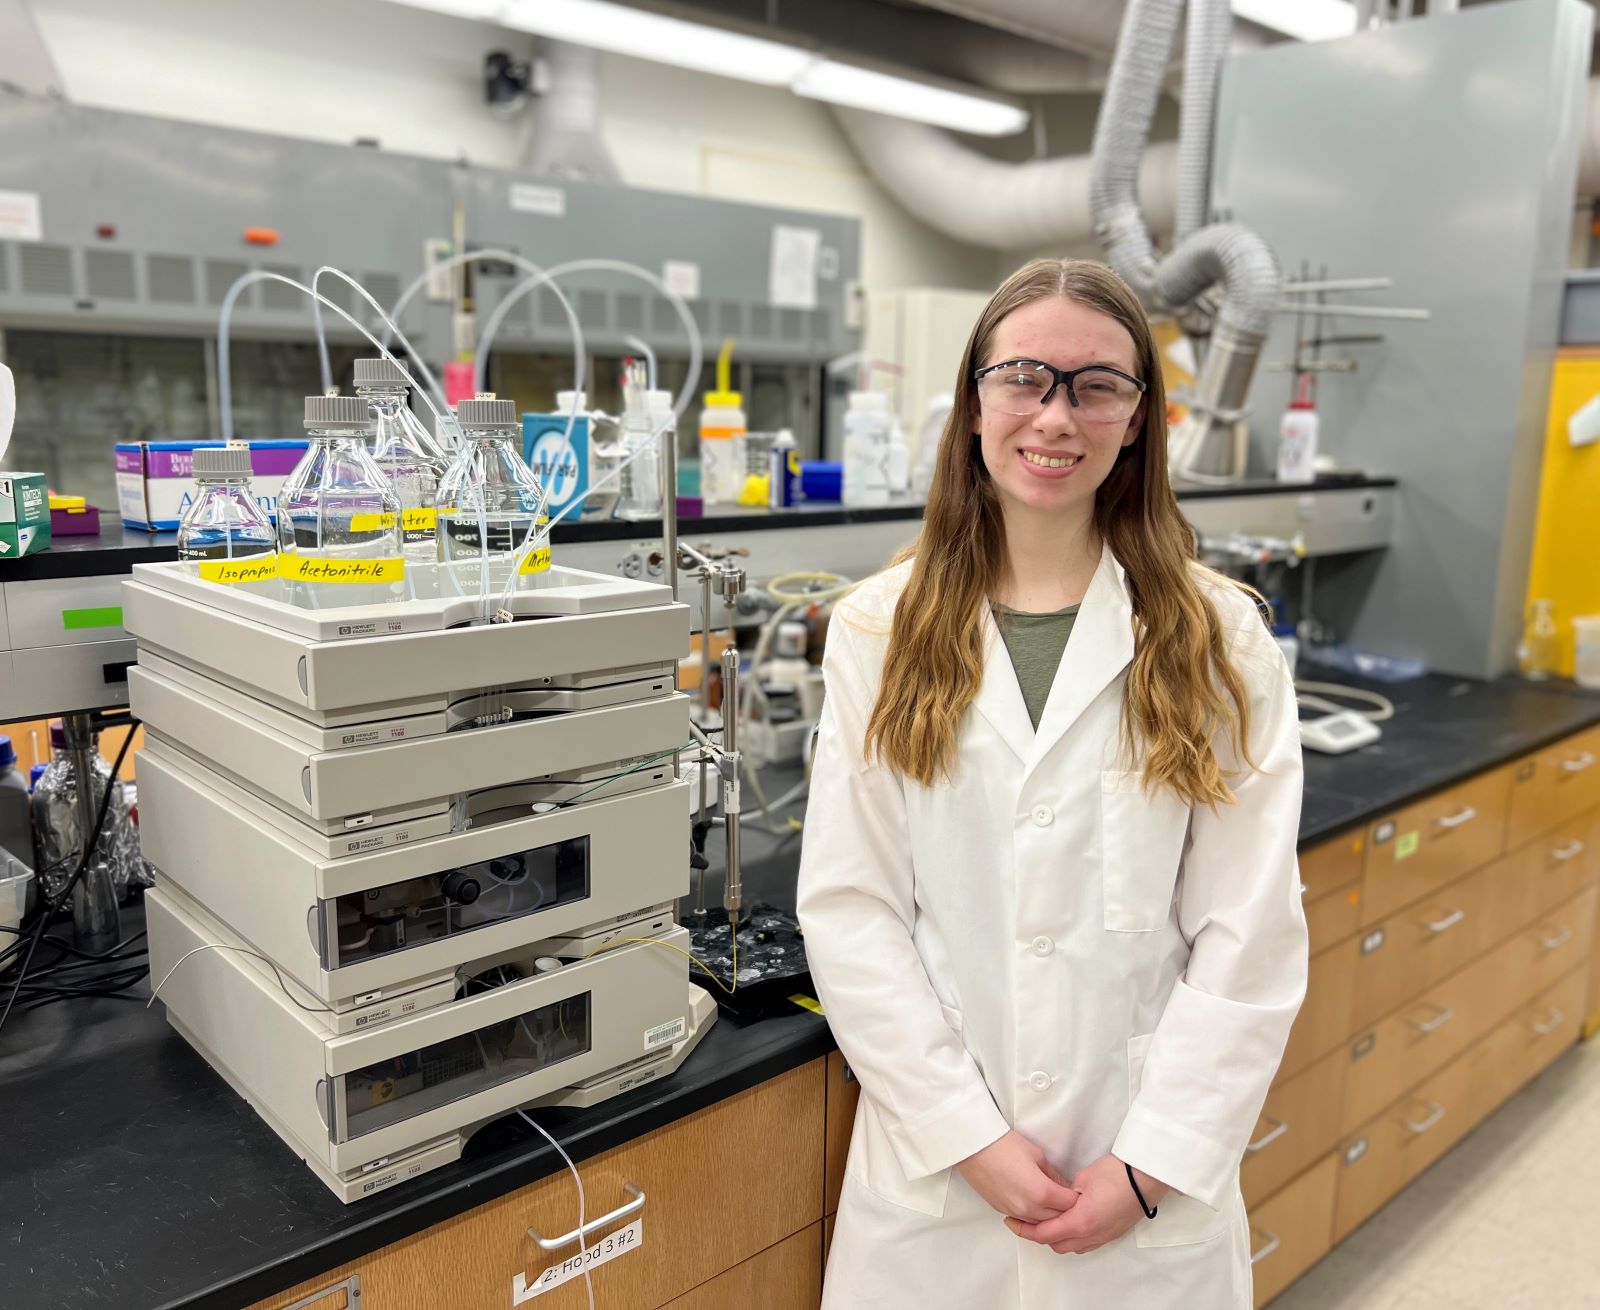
800, 460, 843, 503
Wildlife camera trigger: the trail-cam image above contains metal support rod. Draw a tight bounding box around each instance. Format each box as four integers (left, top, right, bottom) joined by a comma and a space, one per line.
1281, 278, 1395, 294
60, 712, 119, 953
661, 422, 678, 604
1274, 303, 1431, 321
720, 646, 742, 929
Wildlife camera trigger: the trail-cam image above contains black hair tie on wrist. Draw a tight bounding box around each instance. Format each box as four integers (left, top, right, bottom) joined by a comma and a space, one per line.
1126, 1163, 1158, 1219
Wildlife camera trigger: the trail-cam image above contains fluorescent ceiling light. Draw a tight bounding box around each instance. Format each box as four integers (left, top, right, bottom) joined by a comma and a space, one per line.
406, 0, 814, 84
1232, 0, 1358, 42
794, 58, 1028, 137
393, 0, 1028, 136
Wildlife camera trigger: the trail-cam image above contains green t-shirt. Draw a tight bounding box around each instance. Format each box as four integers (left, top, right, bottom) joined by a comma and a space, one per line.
992, 603, 1081, 730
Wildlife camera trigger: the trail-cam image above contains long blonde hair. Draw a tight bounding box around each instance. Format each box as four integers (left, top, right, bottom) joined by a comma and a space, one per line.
864, 258, 1257, 806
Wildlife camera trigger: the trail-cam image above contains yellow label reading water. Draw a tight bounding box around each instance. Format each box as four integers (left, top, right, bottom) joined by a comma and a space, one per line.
518, 547, 553, 576
196, 556, 279, 584
349, 512, 399, 532
402, 507, 437, 532
279, 556, 406, 584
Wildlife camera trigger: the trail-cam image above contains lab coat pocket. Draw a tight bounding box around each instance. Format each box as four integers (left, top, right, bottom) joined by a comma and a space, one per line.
844, 1094, 953, 1218
1126, 1033, 1231, 1249
1101, 770, 1190, 932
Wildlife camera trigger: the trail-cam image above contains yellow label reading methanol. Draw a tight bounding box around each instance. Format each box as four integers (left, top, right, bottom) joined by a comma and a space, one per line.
349, 512, 399, 532
279, 556, 406, 584
518, 547, 553, 576
195, 556, 279, 584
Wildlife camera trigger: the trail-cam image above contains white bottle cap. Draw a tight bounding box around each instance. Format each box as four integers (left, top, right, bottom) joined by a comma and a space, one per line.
555, 390, 588, 413
534, 956, 564, 973
848, 390, 890, 413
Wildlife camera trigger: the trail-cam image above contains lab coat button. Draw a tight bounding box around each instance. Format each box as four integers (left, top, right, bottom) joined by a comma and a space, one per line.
1031, 805, 1054, 827
1031, 936, 1054, 957
1028, 1070, 1052, 1091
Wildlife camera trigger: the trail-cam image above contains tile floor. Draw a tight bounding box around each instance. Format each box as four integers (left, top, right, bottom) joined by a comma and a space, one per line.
1270, 1033, 1600, 1309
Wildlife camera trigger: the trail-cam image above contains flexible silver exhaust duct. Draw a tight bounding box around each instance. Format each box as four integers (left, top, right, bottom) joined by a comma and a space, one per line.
1091, 0, 1281, 483
523, 41, 621, 185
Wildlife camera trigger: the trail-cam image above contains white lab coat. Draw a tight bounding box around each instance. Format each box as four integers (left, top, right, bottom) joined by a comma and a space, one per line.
796, 545, 1308, 1309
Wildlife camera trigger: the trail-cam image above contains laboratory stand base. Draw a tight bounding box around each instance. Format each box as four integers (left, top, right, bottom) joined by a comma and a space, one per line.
686, 905, 812, 1019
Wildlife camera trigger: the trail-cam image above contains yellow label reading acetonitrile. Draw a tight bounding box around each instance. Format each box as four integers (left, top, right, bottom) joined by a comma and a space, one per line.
279, 556, 406, 584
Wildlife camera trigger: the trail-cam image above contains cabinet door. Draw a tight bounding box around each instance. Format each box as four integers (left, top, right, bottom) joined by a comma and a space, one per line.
1512, 885, 1598, 1001
1483, 810, 1598, 941
1243, 1048, 1344, 1209
1279, 938, 1358, 1081
662, 1225, 823, 1310
823, 1051, 859, 1219
1249, 1153, 1338, 1308
1361, 769, 1510, 926
246, 1061, 826, 1310
1505, 726, 1600, 850
1306, 885, 1363, 957
1301, 832, 1366, 902
1350, 866, 1489, 1030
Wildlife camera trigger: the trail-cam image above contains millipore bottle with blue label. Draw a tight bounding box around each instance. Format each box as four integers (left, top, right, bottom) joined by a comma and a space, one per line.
523, 390, 590, 522
438, 394, 553, 584
278, 395, 406, 606
355, 357, 447, 564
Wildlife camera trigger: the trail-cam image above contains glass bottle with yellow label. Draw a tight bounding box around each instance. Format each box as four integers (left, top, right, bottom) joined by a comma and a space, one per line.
177, 444, 278, 585
278, 395, 406, 607
354, 357, 447, 564
436, 393, 553, 585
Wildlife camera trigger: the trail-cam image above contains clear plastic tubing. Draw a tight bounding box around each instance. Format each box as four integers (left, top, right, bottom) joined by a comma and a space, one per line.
356, 357, 448, 564
311, 265, 450, 414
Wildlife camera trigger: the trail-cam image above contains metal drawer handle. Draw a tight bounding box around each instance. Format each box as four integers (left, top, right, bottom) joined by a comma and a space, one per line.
1246, 1117, 1289, 1153
1550, 841, 1586, 863
1401, 1101, 1446, 1135
1539, 927, 1574, 952
1250, 1229, 1282, 1265
1561, 752, 1596, 773
527, 1183, 646, 1252
1423, 909, 1466, 934
1530, 1009, 1566, 1036
1435, 806, 1477, 831
1409, 1006, 1454, 1035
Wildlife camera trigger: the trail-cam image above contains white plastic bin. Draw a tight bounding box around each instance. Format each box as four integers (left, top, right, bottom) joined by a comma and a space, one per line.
0, 854, 34, 974
1574, 615, 1600, 690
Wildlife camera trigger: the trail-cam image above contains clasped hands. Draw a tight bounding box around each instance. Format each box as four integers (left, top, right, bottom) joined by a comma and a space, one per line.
955, 1130, 1171, 1256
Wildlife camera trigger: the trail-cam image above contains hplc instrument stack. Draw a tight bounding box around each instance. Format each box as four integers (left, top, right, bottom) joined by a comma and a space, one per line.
125, 557, 713, 1201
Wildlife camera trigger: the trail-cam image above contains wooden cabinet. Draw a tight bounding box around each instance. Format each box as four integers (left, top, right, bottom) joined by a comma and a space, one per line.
1350, 864, 1490, 1030
1279, 937, 1358, 1080
1249, 1153, 1337, 1308
248, 1061, 825, 1310
823, 1051, 859, 1220
1243, 1049, 1344, 1209
1483, 812, 1598, 943
662, 1225, 823, 1310
1360, 768, 1509, 926
1505, 725, 1600, 851
1467, 967, 1589, 1117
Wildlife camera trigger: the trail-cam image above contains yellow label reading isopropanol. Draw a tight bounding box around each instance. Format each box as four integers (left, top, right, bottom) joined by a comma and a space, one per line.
349, 512, 399, 532
195, 556, 280, 584
401, 508, 437, 532
279, 556, 406, 584
518, 547, 553, 576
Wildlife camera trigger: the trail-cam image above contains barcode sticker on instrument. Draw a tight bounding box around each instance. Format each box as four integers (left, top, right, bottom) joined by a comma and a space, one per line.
644, 1017, 686, 1051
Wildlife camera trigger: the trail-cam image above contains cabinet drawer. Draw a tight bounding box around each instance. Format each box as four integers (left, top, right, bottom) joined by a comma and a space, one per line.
1468, 967, 1588, 1118
1250, 1153, 1337, 1308
1507, 884, 1598, 1001
1361, 769, 1509, 926
1244, 1048, 1344, 1209
246, 1062, 825, 1310
1334, 1041, 1479, 1243
663, 1224, 823, 1310
1505, 726, 1600, 850
1306, 882, 1363, 956
823, 1051, 859, 1218
1279, 937, 1358, 1080
1351, 866, 1490, 1030
1300, 832, 1366, 902
1341, 937, 1505, 1134
1482, 811, 1599, 942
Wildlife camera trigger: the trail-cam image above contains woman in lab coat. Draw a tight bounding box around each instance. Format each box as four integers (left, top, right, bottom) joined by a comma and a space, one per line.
796, 258, 1308, 1309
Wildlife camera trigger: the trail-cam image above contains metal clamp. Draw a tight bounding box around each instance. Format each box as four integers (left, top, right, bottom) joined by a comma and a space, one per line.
527, 1183, 647, 1252
1539, 926, 1574, 953
1408, 1006, 1454, 1035
1250, 1229, 1282, 1265
1561, 752, 1596, 773
1245, 1117, 1289, 1154
1530, 1009, 1566, 1036
1401, 1101, 1446, 1135
1435, 805, 1477, 831
1422, 909, 1465, 935
1550, 840, 1585, 863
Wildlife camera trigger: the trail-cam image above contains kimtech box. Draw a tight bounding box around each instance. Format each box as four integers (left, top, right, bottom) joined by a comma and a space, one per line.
116, 441, 309, 531
0, 473, 51, 557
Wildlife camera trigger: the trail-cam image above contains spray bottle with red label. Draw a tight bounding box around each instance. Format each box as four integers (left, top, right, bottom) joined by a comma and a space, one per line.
1277, 372, 1319, 484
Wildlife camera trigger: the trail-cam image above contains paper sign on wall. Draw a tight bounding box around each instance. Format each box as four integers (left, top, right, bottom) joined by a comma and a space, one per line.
770, 224, 821, 310
512, 1219, 644, 1302
510, 183, 567, 217
0, 190, 42, 242
662, 260, 700, 300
